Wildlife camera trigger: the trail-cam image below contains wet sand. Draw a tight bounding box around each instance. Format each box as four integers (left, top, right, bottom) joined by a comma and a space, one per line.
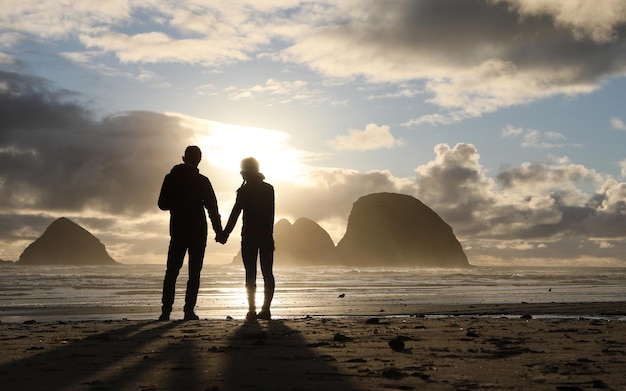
1, 302, 625, 390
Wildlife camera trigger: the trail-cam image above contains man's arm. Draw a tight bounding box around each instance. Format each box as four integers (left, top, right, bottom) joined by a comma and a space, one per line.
271, 185, 275, 225
157, 174, 172, 210
203, 179, 223, 234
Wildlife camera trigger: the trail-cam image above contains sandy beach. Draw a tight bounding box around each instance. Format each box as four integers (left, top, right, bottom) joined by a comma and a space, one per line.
1, 302, 625, 390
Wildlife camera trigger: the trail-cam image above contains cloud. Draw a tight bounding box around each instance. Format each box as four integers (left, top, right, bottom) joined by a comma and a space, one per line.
491, 157, 622, 240
434, 145, 595, 236
494, 0, 626, 43
226, 78, 325, 105
403, 111, 468, 126
283, 0, 626, 120
0, 71, 195, 216
409, 142, 626, 263
3, 1, 625, 121
2, 69, 626, 266
366, 84, 421, 100
328, 123, 404, 151
0, 1, 290, 68
79, 31, 251, 67
501, 124, 582, 148
414, 143, 498, 232
610, 116, 626, 130
0, 51, 17, 65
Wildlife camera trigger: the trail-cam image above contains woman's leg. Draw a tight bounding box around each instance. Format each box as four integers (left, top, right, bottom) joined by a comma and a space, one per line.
241, 239, 259, 317
258, 239, 275, 319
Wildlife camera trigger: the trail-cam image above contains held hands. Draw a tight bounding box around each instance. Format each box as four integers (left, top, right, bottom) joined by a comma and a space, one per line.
215, 231, 229, 244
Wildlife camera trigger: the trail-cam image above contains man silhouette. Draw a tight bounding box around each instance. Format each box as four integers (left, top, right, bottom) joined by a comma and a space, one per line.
217, 157, 275, 320
158, 146, 222, 321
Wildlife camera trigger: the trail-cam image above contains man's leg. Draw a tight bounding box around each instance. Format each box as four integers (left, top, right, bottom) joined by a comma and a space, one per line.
161, 237, 187, 320
241, 239, 258, 319
183, 239, 206, 319
257, 239, 275, 320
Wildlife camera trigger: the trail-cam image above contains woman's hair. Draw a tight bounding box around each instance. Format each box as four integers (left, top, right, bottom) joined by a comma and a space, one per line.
240, 157, 259, 174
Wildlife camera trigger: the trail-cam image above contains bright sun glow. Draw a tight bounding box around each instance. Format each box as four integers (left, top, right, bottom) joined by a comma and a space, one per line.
176, 114, 309, 183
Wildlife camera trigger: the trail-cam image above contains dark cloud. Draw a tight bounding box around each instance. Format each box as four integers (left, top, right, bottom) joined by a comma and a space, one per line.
0, 213, 52, 241
0, 70, 90, 132
491, 162, 626, 239
360, 0, 536, 61
284, 0, 626, 121
402, 142, 626, 266
0, 70, 213, 261
0, 70, 197, 216
414, 143, 496, 229
349, 0, 626, 81
466, 236, 626, 266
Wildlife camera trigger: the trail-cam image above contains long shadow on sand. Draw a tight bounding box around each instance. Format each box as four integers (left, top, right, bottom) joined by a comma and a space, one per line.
2, 319, 364, 390
0, 320, 180, 390
223, 319, 360, 390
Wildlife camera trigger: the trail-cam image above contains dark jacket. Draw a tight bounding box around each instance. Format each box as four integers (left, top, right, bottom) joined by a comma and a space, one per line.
158, 164, 222, 240
224, 179, 274, 238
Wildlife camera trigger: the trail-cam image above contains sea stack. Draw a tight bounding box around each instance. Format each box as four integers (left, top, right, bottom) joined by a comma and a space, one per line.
18, 217, 117, 265
335, 193, 470, 267
232, 218, 335, 265
274, 218, 335, 265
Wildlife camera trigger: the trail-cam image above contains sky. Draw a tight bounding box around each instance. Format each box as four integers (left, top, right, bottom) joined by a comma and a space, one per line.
1, 0, 625, 266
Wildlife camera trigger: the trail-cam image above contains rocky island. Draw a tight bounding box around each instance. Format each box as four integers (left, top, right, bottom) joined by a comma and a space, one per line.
273, 218, 336, 265
335, 193, 470, 267
18, 217, 118, 265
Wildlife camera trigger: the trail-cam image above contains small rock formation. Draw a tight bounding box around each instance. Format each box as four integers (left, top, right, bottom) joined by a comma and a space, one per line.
274, 218, 335, 265
18, 217, 118, 265
232, 218, 335, 265
388, 336, 408, 351
335, 193, 470, 267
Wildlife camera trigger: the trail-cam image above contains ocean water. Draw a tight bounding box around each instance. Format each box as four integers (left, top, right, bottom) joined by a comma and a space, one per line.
0, 263, 625, 322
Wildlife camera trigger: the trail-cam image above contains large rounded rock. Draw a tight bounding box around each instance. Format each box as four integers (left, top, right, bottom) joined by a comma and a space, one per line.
335, 193, 470, 267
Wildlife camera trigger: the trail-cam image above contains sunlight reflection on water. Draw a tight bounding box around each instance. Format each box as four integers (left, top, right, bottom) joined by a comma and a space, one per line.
0, 263, 624, 320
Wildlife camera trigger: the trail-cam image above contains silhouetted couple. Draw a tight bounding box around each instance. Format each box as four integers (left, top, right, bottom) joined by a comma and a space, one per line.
157, 146, 275, 321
